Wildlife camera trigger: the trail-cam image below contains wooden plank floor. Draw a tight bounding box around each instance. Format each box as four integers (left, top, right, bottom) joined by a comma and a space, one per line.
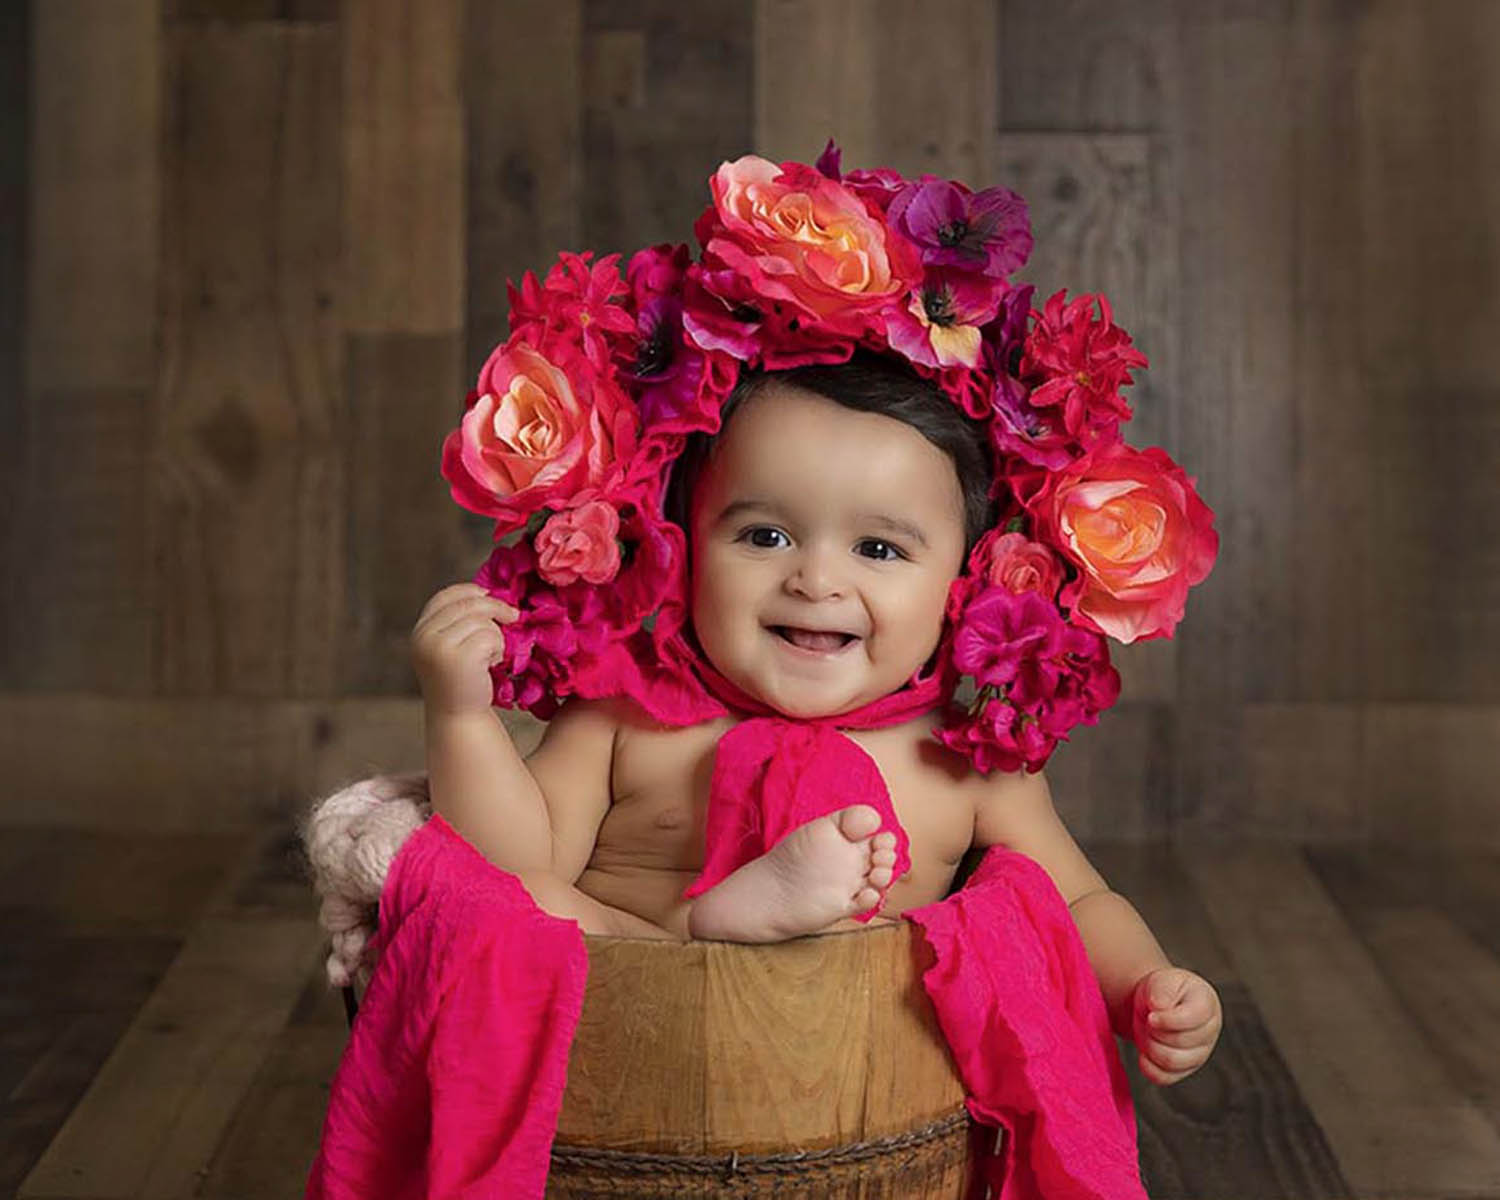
6, 831, 1500, 1199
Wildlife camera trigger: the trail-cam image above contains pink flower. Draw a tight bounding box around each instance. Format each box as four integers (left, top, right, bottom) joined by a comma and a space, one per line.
1025, 441, 1219, 644
508, 252, 636, 371
693, 154, 922, 342
1020, 290, 1148, 444
976, 531, 1065, 601
884, 269, 1002, 368
887, 178, 1032, 278
441, 341, 637, 524
535, 500, 623, 586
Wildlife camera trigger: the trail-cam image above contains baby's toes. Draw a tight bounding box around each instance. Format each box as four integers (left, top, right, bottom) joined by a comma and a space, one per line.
852, 884, 881, 913
871, 830, 897, 854
834, 804, 882, 843
868, 861, 894, 890
871, 844, 897, 869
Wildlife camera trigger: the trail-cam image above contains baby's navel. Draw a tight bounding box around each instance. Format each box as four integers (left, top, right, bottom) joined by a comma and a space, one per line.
654, 807, 689, 831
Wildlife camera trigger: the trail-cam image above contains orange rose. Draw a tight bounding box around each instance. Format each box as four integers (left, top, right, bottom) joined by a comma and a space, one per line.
698, 155, 921, 335
1030, 443, 1218, 643
441, 342, 633, 520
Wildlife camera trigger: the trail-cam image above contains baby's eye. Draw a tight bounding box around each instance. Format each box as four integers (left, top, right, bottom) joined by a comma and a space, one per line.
855, 538, 906, 562
739, 526, 790, 549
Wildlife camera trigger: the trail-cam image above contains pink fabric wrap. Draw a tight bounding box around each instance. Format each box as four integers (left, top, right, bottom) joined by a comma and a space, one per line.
305, 815, 586, 1200
305, 670, 1147, 1197
679, 659, 941, 917
906, 847, 1147, 1199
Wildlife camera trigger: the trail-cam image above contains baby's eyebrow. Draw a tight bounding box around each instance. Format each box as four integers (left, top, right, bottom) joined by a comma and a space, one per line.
715, 498, 783, 525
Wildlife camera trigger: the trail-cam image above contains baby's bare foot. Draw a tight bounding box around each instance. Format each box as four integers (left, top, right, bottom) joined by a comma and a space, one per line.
688, 805, 900, 943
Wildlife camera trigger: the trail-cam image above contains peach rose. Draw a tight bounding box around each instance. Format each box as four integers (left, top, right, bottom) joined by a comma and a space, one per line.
983, 532, 1065, 600
441, 341, 633, 520
1030, 443, 1218, 644
699, 155, 921, 333
535, 500, 622, 587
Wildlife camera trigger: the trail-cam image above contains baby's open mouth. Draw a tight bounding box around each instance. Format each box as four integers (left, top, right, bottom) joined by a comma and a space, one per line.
770, 626, 858, 653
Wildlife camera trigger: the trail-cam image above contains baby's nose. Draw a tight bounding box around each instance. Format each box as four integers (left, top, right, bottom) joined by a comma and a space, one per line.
784, 546, 846, 600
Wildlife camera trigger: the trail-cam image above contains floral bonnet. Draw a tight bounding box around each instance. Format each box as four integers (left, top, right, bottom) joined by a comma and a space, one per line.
440, 141, 1220, 774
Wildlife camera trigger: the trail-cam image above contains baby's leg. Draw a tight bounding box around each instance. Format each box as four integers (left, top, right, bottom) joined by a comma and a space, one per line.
687, 806, 899, 943
516, 869, 682, 941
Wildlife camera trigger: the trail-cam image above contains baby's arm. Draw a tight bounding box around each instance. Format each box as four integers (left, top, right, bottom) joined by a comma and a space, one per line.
972, 768, 1221, 1083
411, 584, 677, 938
412, 583, 554, 873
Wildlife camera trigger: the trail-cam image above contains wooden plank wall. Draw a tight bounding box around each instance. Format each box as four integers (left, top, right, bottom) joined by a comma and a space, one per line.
2, 0, 1497, 849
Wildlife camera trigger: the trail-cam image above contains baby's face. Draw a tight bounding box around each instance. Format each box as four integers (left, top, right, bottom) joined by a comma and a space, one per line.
689, 383, 967, 718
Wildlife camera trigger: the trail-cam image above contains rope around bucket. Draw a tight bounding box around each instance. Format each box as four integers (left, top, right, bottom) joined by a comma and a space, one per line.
549, 1107, 972, 1191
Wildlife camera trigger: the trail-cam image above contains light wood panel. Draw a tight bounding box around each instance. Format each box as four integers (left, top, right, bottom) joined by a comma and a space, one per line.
1182, 844, 1500, 1194
18, 833, 324, 1199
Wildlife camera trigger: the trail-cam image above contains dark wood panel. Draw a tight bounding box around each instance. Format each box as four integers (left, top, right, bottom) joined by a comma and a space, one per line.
464, 0, 583, 381
26, 0, 159, 392
342, 334, 472, 693
165, 0, 338, 18
0, 0, 26, 688
582, 0, 755, 257
155, 23, 344, 697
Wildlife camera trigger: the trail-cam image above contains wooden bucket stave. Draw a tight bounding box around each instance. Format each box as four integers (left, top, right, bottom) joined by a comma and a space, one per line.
548, 922, 976, 1199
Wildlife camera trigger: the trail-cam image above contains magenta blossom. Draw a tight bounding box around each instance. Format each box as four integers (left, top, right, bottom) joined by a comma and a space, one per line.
625, 245, 720, 436
508, 251, 637, 371
889, 179, 1033, 278
1020, 290, 1148, 443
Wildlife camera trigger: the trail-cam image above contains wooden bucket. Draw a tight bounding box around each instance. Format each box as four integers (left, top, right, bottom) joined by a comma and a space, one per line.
548, 921, 979, 1199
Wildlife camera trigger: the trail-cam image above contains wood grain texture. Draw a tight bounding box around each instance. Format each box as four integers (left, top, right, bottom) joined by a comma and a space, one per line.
754, 0, 996, 182
1170, 8, 1300, 716
26, 0, 160, 393
1087, 843, 1352, 1197
464, 0, 583, 380
155, 22, 345, 697
582, 0, 754, 257
1045, 701, 1174, 842
342, 333, 472, 693
0, 0, 26, 688
18, 833, 323, 1200
4, 389, 156, 692
1287, 0, 1371, 703
1182, 843, 1500, 1194
165, 0, 338, 18
343, 0, 464, 333
556, 936, 709, 1153
194, 963, 345, 1199
702, 930, 870, 1152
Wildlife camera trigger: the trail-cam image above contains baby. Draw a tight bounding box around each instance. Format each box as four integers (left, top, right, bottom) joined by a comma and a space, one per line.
410, 354, 1222, 1088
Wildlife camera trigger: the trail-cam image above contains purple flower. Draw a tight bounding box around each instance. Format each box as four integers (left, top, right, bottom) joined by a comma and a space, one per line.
889, 180, 1033, 278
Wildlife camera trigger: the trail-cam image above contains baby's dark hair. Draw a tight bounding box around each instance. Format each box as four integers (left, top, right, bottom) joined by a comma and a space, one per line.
665, 350, 996, 554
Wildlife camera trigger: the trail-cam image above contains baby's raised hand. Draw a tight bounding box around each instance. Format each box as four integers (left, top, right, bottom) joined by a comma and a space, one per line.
1130, 966, 1222, 1086
410, 583, 519, 716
